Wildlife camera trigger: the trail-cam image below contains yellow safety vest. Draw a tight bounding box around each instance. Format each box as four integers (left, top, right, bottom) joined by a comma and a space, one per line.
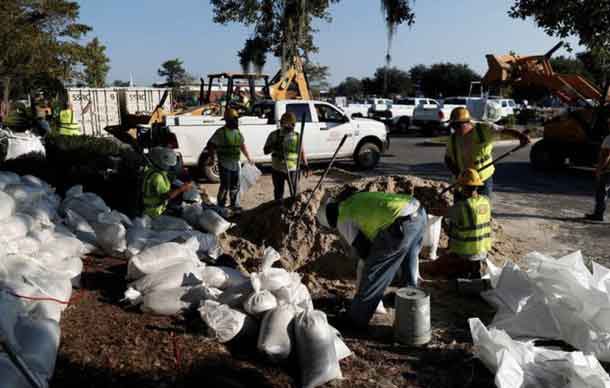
271, 129, 300, 171
216, 126, 243, 163
58, 109, 81, 136
142, 167, 171, 218
339, 192, 414, 241
449, 195, 492, 256
447, 123, 494, 181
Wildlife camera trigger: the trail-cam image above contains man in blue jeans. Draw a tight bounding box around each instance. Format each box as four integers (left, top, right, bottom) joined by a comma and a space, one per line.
317, 191, 427, 328
206, 108, 253, 211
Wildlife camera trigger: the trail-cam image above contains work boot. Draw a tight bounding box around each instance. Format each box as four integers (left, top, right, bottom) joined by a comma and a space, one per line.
585, 213, 604, 221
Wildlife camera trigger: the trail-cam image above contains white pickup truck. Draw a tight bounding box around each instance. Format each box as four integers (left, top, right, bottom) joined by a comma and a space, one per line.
388, 97, 440, 132
412, 97, 504, 134
164, 100, 390, 181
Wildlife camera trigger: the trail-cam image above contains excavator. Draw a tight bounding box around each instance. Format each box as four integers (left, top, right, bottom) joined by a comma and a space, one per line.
482, 42, 610, 170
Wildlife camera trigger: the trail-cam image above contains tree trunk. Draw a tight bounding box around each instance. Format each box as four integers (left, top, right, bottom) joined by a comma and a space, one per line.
2, 77, 10, 120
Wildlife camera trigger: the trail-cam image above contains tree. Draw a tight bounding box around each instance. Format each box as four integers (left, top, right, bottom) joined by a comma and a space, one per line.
411, 63, 481, 98
158, 58, 190, 87
112, 80, 131, 87
211, 1, 416, 74
81, 37, 110, 87
380, 0, 415, 93
304, 61, 330, 97
510, 0, 610, 95
333, 77, 364, 98
359, 67, 413, 97
0, 0, 91, 112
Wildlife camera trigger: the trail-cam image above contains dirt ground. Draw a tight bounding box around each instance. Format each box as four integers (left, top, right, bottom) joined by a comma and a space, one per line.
53, 169, 536, 388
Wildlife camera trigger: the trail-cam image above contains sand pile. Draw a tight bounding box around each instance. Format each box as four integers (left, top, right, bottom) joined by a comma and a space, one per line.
228, 175, 452, 271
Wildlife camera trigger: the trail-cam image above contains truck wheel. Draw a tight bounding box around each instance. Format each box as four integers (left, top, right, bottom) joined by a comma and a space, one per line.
355, 142, 381, 170
530, 140, 565, 170
397, 117, 411, 133
198, 154, 220, 182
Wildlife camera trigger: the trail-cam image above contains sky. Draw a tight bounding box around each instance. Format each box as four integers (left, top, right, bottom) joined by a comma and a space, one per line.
76, 0, 582, 87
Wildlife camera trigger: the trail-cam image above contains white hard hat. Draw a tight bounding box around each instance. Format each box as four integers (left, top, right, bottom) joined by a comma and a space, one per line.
150, 147, 177, 171
316, 193, 335, 229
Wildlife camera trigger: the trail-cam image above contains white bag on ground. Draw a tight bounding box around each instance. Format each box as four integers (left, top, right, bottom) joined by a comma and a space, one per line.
65, 209, 97, 245
1, 130, 45, 161
199, 300, 254, 343
151, 215, 192, 231
0, 190, 16, 220
356, 260, 387, 315
294, 309, 342, 388
273, 282, 314, 311
22, 198, 58, 227
61, 191, 110, 223
0, 171, 21, 189
331, 326, 352, 361
201, 266, 248, 290
185, 230, 222, 259
423, 215, 443, 260
37, 235, 86, 264
126, 238, 200, 280
93, 211, 128, 255
199, 209, 233, 235
126, 261, 203, 298
239, 163, 262, 195
217, 281, 255, 307
257, 303, 298, 361
243, 274, 278, 316
141, 286, 209, 315
0, 213, 34, 242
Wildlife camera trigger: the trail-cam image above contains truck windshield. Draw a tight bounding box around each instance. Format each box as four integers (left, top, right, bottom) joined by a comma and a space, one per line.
286, 103, 312, 122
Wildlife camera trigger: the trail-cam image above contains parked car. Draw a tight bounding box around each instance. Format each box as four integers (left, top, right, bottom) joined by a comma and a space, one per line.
164, 99, 390, 181
389, 97, 440, 133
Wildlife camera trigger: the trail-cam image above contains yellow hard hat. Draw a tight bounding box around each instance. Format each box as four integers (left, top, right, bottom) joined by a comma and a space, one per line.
280, 112, 297, 128
458, 168, 484, 187
224, 108, 239, 120
450, 107, 471, 123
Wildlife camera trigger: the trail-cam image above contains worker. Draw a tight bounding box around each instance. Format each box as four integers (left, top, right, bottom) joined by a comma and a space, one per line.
425, 168, 492, 279
263, 112, 309, 200
142, 147, 192, 218
445, 107, 531, 198
317, 191, 427, 328
585, 133, 610, 221
206, 108, 253, 211
57, 100, 81, 136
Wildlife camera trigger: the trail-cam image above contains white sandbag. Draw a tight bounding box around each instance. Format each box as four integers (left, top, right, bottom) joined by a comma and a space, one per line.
330, 325, 352, 361
217, 281, 254, 308
21, 175, 49, 189
0, 213, 34, 242
64, 209, 97, 245
258, 303, 298, 361
4, 184, 49, 210
199, 209, 233, 236
38, 235, 86, 263
1, 129, 45, 161
65, 185, 83, 199
183, 186, 202, 203
294, 310, 342, 388
423, 215, 443, 260
127, 261, 203, 297
0, 190, 16, 220
28, 227, 55, 244
185, 230, 222, 259
14, 316, 60, 376
151, 215, 192, 231
126, 239, 200, 280
93, 212, 128, 255
239, 163, 261, 195
356, 259, 387, 315
259, 268, 301, 293
61, 192, 110, 223
261, 246, 281, 270
125, 227, 151, 259
199, 300, 254, 343
22, 198, 58, 227
141, 286, 209, 316
273, 282, 314, 311
244, 274, 278, 316
181, 204, 203, 226
2, 236, 40, 257
201, 266, 248, 290
0, 171, 21, 188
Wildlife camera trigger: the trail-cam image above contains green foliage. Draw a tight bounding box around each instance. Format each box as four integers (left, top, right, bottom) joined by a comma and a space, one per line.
158, 58, 193, 87
81, 37, 110, 87
410, 63, 481, 98
332, 77, 364, 98
112, 80, 131, 87
362, 67, 413, 97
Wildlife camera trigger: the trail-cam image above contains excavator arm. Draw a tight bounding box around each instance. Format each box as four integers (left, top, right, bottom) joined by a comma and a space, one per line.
482, 42, 607, 105
267, 55, 312, 101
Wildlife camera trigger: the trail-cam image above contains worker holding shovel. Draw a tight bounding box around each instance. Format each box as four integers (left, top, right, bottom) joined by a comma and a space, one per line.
425, 168, 492, 280
263, 112, 309, 200
445, 107, 531, 199
317, 191, 427, 328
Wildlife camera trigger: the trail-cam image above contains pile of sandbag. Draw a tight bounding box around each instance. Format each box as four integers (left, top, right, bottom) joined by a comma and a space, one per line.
482, 251, 610, 363
0, 171, 92, 388
469, 318, 610, 388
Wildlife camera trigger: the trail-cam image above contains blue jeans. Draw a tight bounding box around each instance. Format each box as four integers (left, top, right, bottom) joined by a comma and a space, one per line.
349, 206, 427, 327
218, 166, 240, 207
594, 173, 609, 216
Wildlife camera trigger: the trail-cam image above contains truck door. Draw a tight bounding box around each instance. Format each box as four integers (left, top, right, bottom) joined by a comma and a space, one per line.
312, 103, 354, 158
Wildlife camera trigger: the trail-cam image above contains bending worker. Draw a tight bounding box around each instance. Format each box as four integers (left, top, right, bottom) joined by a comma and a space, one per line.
263, 112, 309, 200
206, 108, 253, 211
142, 147, 192, 218
445, 107, 530, 198
426, 169, 492, 279
585, 132, 610, 221
317, 191, 427, 328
